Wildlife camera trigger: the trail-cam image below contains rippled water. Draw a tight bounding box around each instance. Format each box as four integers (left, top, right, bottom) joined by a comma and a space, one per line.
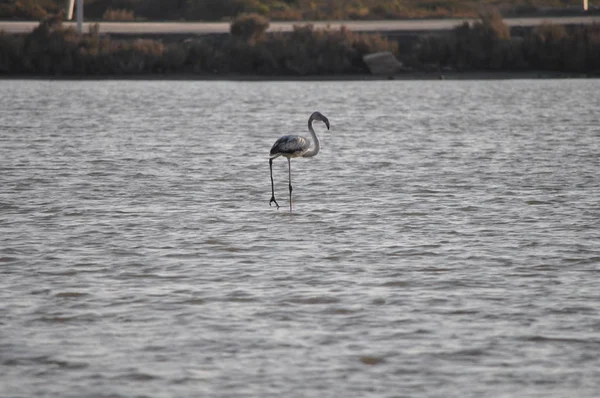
1, 79, 599, 397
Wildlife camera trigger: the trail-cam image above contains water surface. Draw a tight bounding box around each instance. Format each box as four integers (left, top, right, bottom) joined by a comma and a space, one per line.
1, 79, 599, 397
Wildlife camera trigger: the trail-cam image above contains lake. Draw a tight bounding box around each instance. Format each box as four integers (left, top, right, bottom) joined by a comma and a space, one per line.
1, 78, 599, 397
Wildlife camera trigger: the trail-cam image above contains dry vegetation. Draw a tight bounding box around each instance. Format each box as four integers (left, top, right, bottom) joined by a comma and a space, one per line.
102, 8, 136, 21
0, 0, 593, 21
411, 10, 600, 72
0, 13, 397, 75
0, 12, 598, 76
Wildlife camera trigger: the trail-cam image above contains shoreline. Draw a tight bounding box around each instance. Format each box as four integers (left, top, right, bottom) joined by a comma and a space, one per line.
0, 71, 597, 81
2, 15, 599, 81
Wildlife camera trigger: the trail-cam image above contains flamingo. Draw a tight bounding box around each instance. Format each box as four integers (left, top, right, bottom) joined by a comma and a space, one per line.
269, 111, 330, 212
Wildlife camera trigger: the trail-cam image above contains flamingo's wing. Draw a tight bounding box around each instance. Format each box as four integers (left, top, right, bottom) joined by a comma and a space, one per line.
270, 135, 310, 157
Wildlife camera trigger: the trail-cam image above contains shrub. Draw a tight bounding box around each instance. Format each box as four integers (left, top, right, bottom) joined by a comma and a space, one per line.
270, 24, 397, 75
423, 8, 512, 70
103, 8, 136, 21
160, 43, 188, 72
4, 11, 600, 76
534, 22, 567, 43
230, 13, 270, 42
0, 0, 56, 20
0, 32, 23, 73
109, 39, 165, 74
474, 9, 511, 41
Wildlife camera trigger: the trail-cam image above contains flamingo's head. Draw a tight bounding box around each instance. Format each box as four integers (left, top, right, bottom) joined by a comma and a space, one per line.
310, 111, 330, 130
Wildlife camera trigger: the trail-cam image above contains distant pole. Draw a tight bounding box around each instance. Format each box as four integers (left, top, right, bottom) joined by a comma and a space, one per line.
66, 0, 75, 20
76, 0, 83, 34
583, 0, 588, 11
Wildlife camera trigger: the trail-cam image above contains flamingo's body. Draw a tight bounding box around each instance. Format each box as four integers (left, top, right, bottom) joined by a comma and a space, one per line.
270, 135, 311, 158
269, 111, 330, 212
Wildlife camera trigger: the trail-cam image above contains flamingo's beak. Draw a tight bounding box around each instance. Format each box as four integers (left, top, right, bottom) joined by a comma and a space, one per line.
324, 118, 330, 130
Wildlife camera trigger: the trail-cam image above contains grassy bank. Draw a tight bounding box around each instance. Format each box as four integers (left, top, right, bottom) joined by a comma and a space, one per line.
0, 13, 599, 77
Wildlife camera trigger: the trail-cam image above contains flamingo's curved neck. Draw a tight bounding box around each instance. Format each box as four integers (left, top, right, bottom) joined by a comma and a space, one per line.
302, 117, 320, 158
